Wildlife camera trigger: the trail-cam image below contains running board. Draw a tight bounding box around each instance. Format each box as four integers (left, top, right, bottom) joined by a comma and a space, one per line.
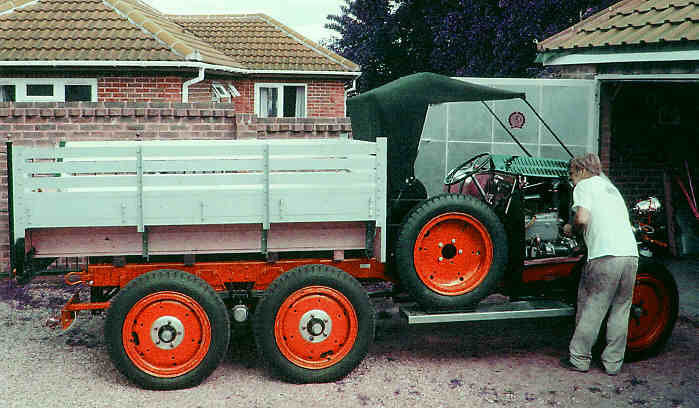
400, 300, 575, 324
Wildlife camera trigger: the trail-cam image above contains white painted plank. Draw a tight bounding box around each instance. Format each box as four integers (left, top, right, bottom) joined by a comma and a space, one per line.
24, 173, 266, 190
21, 160, 138, 174
142, 159, 264, 173
269, 156, 376, 171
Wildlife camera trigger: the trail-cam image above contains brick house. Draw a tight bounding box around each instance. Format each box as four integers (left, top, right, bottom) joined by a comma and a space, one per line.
0, 0, 360, 272
536, 0, 698, 254
0, 0, 360, 118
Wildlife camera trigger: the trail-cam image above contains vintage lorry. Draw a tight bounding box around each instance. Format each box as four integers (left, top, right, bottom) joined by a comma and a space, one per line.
9, 73, 678, 390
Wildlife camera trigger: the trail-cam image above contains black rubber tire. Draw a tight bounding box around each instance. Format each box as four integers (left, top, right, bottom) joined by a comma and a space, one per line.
625, 259, 679, 361
253, 264, 375, 383
104, 269, 230, 390
396, 194, 508, 309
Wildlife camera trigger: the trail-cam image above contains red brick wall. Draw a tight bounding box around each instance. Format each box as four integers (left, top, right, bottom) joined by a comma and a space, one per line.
2, 74, 350, 118
0, 101, 352, 273
99, 76, 348, 117
98, 76, 183, 102
308, 80, 346, 117
231, 79, 256, 115
231, 78, 347, 118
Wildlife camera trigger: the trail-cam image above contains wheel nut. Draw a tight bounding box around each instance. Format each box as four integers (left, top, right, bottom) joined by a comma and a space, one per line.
439, 256, 444, 261
452, 239, 456, 243
438, 242, 444, 248
459, 249, 463, 254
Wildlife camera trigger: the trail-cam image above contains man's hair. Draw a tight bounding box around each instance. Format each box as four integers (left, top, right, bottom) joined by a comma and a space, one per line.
569, 153, 602, 176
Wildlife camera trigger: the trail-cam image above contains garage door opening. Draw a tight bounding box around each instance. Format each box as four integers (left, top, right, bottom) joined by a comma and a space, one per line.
606, 81, 699, 255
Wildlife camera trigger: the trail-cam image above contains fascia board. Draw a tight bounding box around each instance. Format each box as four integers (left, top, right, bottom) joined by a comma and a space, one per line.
0, 60, 362, 77
539, 49, 699, 66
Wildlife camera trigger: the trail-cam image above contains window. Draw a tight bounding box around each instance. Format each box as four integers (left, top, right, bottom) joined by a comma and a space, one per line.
211, 83, 230, 102
0, 85, 15, 102
254, 83, 306, 118
65, 85, 92, 102
26, 84, 53, 97
0, 78, 97, 102
227, 84, 241, 97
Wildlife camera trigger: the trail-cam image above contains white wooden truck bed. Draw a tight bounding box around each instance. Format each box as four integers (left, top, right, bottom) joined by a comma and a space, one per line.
10, 138, 387, 260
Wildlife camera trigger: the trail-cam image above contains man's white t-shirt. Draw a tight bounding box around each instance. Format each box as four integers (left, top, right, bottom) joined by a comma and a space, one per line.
572, 176, 638, 260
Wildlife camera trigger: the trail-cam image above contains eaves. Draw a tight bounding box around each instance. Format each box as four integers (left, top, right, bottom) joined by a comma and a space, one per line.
537, 43, 699, 66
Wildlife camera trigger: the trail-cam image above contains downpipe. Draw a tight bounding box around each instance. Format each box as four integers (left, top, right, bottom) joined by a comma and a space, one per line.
182, 67, 205, 103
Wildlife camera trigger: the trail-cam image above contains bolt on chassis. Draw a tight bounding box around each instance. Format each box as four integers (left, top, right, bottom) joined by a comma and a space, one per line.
8, 73, 678, 389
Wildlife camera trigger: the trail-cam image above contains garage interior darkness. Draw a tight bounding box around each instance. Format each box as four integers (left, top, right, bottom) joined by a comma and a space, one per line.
606, 81, 699, 256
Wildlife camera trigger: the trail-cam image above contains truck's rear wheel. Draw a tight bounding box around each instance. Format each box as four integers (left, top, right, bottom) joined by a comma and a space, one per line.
105, 269, 230, 390
253, 264, 375, 383
396, 194, 508, 309
625, 260, 678, 361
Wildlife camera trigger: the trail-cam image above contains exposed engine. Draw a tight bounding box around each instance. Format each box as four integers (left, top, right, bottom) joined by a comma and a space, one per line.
524, 211, 579, 259
522, 179, 579, 259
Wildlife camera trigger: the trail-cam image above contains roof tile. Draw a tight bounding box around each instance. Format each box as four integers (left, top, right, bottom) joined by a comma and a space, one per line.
169, 14, 359, 72
538, 0, 699, 51
0, 0, 358, 73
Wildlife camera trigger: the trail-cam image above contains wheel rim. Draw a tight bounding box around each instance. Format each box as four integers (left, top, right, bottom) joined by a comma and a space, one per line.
122, 291, 211, 378
413, 212, 494, 296
274, 286, 358, 370
627, 273, 672, 351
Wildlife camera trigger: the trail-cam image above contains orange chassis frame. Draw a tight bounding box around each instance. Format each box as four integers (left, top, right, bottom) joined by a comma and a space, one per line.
57, 255, 580, 330
58, 257, 389, 330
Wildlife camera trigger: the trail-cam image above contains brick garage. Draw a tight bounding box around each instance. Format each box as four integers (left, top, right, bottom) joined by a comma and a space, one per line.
548, 62, 699, 255
0, 101, 352, 272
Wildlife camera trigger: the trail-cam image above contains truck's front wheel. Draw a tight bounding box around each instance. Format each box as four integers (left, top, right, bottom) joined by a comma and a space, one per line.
396, 194, 508, 309
253, 264, 375, 383
105, 269, 230, 390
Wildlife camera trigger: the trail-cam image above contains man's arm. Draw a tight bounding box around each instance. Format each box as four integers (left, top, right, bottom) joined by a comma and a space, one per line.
563, 206, 590, 236
573, 206, 590, 233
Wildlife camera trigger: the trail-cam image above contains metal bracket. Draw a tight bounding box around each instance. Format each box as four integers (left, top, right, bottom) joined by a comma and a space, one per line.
112, 256, 126, 267
261, 229, 268, 255
365, 222, 376, 258
141, 226, 149, 260
184, 254, 195, 266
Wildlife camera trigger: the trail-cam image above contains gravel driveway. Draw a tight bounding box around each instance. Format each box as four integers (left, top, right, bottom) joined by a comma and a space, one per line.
2, 278, 697, 408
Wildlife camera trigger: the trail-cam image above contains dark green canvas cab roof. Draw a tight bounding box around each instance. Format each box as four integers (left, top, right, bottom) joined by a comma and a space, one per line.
347, 72, 525, 198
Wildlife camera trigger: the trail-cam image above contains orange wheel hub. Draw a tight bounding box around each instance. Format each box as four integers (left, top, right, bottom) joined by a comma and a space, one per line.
122, 291, 211, 378
413, 212, 494, 295
627, 274, 671, 351
275, 286, 358, 370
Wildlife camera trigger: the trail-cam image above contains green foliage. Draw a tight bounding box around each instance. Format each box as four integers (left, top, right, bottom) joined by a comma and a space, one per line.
326, 0, 615, 91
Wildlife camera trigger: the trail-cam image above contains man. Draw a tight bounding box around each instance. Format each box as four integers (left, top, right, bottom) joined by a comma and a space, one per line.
561, 153, 639, 376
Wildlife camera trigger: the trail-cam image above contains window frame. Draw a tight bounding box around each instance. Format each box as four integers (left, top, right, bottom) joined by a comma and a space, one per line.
211, 82, 231, 102
0, 78, 98, 102
227, 84, 241, 97
254, 82, 307, 118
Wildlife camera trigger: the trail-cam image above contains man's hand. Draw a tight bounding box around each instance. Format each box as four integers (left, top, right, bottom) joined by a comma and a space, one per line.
563, 223, 574, 237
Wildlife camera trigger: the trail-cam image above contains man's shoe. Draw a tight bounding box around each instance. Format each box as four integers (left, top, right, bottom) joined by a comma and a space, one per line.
559, 357, 588, 372
605, 368, 620, 376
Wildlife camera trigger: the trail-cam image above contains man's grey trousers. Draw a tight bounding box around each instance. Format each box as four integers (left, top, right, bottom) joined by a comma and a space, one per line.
569, 256, 639, 373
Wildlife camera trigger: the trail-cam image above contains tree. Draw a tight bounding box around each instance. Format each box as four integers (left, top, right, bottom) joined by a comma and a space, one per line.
326, 0, 615, 91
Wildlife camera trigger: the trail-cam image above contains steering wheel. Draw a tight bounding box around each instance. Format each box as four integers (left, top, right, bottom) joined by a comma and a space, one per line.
444, 153, 492, 185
